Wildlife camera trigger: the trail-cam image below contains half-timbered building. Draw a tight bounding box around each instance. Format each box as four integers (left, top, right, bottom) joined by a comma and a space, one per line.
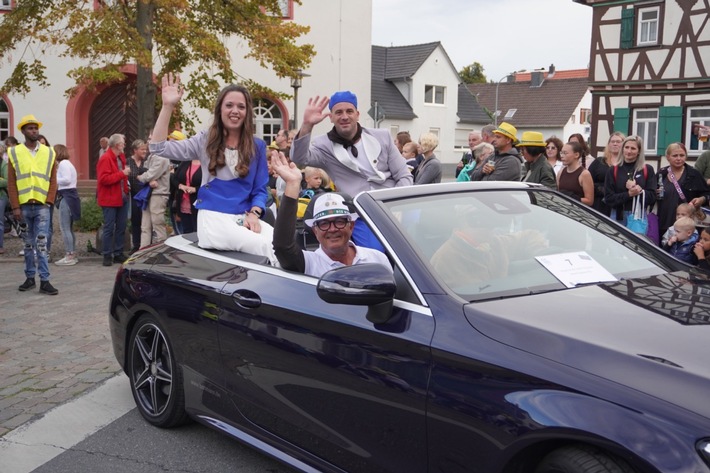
575, 0, 710, 165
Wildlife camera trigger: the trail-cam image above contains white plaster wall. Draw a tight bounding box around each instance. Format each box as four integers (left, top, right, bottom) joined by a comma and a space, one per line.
1, 0, 372, 140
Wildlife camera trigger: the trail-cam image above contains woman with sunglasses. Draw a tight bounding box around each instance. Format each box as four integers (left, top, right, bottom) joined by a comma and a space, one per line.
544, 137, 564, 176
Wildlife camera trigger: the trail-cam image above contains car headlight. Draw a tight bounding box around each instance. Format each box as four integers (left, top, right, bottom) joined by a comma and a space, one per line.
698, 439, 710, 467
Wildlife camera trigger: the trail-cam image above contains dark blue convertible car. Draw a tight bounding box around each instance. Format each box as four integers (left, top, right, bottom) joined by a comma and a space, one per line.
110, 182, 710, 473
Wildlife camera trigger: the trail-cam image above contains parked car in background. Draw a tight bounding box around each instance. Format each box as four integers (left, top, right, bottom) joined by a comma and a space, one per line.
110, 182, 710, 473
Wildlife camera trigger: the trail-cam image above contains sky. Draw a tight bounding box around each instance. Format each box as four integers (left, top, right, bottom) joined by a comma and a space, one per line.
371, 0, 593, 81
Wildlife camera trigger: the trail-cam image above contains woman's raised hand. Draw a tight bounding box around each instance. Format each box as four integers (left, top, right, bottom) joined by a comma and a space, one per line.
161, 73, 184, 108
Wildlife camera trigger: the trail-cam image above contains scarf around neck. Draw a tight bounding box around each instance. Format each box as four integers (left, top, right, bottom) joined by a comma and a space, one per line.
327, 124, 363, 157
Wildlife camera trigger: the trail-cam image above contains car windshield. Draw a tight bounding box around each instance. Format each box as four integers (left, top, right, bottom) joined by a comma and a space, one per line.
384, 189, 670, 301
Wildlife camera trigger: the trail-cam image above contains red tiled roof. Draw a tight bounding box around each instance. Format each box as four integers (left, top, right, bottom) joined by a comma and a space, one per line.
515, 69, 589, 81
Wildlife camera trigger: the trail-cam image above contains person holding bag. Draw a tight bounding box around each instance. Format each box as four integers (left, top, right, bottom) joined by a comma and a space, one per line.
603, 135, 656, 230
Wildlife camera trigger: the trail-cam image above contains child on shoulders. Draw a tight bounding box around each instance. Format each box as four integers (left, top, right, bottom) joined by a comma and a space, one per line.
663, 216, 699, 264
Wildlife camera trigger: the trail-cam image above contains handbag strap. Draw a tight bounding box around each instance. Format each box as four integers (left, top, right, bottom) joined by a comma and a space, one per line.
666, 170, 686, 201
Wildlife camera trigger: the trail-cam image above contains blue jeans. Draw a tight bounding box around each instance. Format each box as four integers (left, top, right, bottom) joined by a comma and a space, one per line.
0, 195, 7, 249
102, 200, 129, 256
20, 203, 51, 281
58, 198, 75, 253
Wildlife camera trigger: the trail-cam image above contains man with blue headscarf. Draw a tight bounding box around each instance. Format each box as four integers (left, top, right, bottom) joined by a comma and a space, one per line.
290, 91, 413, 198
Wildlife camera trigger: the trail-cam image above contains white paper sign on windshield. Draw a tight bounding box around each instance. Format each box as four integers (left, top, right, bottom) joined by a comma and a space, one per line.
535, 251, 618, 288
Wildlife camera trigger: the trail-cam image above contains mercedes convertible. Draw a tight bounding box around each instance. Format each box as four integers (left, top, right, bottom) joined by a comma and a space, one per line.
109, 182, 710, 473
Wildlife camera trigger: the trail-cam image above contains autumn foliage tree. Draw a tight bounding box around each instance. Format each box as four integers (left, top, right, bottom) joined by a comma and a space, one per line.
0, 0, 315, 137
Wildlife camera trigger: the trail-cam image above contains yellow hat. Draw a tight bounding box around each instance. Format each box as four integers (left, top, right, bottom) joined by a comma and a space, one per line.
493, 122, 518, 144
517, 131, 546, 147
168, 130, 186, 141
17, 114, 43, 131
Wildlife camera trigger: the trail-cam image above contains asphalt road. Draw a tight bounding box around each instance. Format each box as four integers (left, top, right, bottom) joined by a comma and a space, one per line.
1, 375, 295, 473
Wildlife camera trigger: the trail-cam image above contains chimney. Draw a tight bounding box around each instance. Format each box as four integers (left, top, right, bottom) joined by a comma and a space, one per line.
530, 71, 544, 88
548, 63, 556, 78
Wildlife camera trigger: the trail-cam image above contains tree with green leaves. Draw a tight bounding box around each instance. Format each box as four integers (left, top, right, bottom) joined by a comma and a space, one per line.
0, 0, 315, 137
459, 62, 487, 84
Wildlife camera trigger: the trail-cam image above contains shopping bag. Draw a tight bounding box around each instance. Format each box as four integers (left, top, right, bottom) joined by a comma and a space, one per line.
625, 193, 648, 235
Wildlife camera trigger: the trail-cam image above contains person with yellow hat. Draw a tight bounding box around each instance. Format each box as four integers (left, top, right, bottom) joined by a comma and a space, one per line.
519, 131, 556, 189
7, 114, 59, 295
470, 122, 523, 182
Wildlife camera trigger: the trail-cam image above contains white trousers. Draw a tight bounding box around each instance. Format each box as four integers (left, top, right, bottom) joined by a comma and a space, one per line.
197, 209, 276, 265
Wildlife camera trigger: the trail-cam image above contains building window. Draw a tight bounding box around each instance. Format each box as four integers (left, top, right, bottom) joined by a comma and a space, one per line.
637, 6, 659, 45
0, 98, 9, 141
687, 107, 710, 156
253, 98, 284, 145
424, 85, 445, 105
265, 0, 292, 19
504, 109, 517, 119
0, 0, 12, 11
580, 108, 592, 124
633, 109, 658, 155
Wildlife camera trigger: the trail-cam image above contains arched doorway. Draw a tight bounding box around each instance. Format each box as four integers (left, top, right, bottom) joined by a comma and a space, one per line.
87, 81, 139, 178
254, 98, 287, 145
0, 96, 11, 141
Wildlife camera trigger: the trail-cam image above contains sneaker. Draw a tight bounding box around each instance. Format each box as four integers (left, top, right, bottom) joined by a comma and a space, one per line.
39, 280, 58, 295
55, 255, 78, 266
113, 254, 128, 264
18, 249, 24, 256
103, 255, 113, 267
18, 278, 36, 291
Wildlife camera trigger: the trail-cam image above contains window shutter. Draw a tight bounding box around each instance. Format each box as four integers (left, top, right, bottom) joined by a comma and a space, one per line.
614, 108, 630, 135
621, 8, 635, 49
657, 106, 683, 152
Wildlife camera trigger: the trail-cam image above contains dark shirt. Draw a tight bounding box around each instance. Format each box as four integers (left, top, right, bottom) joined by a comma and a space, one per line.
127, 158, 147, 196
604, 161, 656, 221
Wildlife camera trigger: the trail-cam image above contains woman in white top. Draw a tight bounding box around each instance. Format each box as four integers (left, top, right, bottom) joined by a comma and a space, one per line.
54, 144, 81, 265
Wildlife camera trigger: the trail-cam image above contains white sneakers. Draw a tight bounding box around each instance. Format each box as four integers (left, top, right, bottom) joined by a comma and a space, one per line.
55, 254, 79, 266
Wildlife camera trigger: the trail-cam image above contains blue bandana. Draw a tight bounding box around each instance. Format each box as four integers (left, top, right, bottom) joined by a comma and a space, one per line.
329, 91, 358, 110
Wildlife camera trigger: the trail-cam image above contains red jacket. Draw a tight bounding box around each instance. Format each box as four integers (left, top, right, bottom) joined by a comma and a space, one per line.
96, 148, 129, 207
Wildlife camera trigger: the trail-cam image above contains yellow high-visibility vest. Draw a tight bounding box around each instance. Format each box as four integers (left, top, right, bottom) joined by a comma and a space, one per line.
9, 144, 55, 204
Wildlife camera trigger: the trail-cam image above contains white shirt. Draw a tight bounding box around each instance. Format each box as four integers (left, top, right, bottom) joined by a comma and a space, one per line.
303, 241, 391, 277
57, 160, 78, 190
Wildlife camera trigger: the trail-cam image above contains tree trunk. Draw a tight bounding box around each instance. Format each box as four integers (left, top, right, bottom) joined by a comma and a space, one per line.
136, 0, 156, 141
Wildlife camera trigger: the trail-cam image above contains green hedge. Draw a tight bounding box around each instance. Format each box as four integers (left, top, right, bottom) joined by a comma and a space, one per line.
75, 198, 103, 232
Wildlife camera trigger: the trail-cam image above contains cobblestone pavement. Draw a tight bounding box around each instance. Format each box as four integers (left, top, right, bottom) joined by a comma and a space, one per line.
0, 258, 123, 437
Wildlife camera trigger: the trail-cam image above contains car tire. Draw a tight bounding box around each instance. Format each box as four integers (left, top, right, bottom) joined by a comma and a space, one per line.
535, 445, 637, 473
128, 315, 190, 428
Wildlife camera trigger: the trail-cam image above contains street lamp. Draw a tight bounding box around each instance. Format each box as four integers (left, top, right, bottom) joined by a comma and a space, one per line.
290, 69, 310, 130
494, 70, 526, 126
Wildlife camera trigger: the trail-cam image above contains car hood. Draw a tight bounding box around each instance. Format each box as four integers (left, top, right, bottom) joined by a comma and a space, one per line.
466, 271, 710, 418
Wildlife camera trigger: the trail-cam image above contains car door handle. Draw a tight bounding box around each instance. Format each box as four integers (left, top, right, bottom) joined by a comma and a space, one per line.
231, 290, 262, 309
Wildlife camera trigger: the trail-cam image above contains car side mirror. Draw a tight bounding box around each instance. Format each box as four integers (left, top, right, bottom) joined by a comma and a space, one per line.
317, 263, 396, 324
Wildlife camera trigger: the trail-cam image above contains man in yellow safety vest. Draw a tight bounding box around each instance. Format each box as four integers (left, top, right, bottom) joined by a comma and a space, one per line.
7, 114, 59, 295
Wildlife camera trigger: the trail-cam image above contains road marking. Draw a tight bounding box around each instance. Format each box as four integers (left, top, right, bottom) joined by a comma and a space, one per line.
0, 374, 134, 473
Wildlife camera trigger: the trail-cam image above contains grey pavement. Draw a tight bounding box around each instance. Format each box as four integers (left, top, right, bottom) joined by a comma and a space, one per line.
0, 257, 124, 437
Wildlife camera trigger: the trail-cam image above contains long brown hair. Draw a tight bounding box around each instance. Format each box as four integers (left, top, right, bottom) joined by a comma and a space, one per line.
205, 84, 255, 178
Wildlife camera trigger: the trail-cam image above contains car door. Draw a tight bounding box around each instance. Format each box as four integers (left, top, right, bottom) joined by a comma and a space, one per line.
218, 264, 434, 473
